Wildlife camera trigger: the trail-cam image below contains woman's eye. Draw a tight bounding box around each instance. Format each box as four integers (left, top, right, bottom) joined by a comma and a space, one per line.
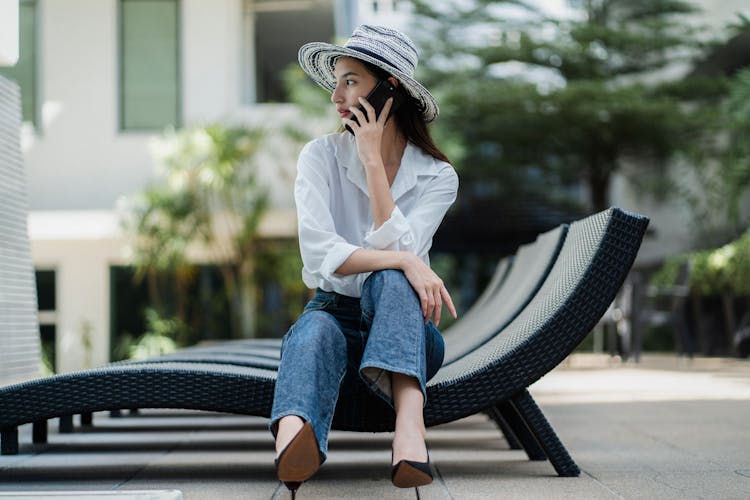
346, 79, 355, 86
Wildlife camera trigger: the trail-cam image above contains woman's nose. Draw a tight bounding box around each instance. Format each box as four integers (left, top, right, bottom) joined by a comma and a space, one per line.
331, 87, 342, 104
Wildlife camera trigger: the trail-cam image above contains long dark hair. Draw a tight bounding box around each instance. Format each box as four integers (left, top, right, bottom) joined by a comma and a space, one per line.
357, 61, 451, 164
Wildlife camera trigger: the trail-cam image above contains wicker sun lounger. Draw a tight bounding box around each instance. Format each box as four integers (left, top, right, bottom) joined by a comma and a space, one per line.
0, 207, 648, 478
449, 254, 513, 320
441, 224, 567, 364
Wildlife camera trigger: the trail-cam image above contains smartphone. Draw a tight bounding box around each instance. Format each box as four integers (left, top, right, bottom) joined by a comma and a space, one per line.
345, 80, 404, 134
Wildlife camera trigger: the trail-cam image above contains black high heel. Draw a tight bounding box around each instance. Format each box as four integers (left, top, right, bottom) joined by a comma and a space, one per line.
281, 482, 301, 500
275, 421, 321, 498
391, 451, 433, 488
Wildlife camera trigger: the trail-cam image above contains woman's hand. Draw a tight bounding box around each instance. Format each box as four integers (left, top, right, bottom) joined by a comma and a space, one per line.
343, 96, 394, 168
399, 252, 457, 326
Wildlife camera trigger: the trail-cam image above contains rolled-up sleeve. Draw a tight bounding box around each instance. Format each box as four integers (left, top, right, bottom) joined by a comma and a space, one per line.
295, 142, 362, 291
364, 166, 459, 255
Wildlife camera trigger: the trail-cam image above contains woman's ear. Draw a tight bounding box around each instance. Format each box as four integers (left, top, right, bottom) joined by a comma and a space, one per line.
387, 76, 399, 88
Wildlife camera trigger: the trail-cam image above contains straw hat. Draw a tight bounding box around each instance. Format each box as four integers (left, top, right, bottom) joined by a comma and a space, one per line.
298, 24, 439, 122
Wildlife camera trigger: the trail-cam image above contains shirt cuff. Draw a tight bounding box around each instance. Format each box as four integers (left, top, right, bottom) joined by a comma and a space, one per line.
320, 241, 361, 281
364, 206, 414, 250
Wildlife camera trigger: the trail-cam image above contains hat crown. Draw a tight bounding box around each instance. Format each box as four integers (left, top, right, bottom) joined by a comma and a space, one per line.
344, 25, 419, 78
297, 24, 439, 121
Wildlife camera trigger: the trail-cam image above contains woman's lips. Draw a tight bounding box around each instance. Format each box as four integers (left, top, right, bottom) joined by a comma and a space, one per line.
337, 108, 351, 118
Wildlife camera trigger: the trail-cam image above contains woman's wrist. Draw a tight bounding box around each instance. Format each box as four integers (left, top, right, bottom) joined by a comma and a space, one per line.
397, 251, 417, 271
362, 158, 384, 171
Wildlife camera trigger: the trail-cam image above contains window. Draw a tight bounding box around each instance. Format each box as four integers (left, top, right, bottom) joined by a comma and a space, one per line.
0, 0, 38, 127
35, 270, 56, 373
245, 0, 335, 103
119, 0, 180, 130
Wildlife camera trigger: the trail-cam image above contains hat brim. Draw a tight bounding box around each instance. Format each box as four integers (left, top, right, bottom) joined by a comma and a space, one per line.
298, 42, 439, 123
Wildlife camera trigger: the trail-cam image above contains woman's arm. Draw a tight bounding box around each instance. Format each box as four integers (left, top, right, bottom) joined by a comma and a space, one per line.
336, 248, 457, 326
346, 96, 396, 229
343, 97, 457, 325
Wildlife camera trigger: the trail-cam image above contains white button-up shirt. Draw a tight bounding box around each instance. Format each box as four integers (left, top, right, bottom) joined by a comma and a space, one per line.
295, 132, 459, 297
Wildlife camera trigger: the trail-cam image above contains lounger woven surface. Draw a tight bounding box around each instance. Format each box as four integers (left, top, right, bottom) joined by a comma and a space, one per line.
442, 224, 567, 364
455, 255, 512, 315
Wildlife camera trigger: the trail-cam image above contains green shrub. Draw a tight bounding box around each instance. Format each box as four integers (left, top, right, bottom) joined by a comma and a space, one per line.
728, 231, 750, 295
649, 254, 688, 288
655, 229, 750, 297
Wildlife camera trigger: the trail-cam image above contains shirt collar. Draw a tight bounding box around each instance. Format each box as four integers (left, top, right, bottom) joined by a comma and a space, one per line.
333, 133, 441, 201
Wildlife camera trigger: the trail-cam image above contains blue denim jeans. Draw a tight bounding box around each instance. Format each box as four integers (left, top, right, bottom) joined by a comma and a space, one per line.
270, 270, 445, 460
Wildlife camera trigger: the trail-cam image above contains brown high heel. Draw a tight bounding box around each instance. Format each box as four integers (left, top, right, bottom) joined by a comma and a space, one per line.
275, 421, 321, 498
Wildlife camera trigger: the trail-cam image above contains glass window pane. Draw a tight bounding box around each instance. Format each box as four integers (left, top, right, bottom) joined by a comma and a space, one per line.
40, 324, 56, 373
0, 1, 38, 126
35, 270, 56, 311
254, 2, 334, 103
120, 0, 180, 130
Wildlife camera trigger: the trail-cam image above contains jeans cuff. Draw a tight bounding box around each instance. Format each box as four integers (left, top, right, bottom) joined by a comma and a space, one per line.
269, 409, 314, 438
359, 363, 427, 409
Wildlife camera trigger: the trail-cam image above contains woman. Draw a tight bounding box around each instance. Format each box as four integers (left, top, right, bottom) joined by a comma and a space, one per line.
271, 25, 459, 496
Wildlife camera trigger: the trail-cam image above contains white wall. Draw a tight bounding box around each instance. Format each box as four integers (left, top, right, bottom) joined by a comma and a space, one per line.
182, 0, 243, 124
0, 0, 19, 66
26, 0, 131, 210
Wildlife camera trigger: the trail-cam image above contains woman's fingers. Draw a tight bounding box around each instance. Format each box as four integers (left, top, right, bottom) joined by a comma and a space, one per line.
357, 96, 375, 121
401, 256, 456, 324
432, 286, 442, 326
377, 97, 394, 124
349, 103, 367, 123
441, 286, 457, 319
418, 287, 429, 319
425, 288, 436, 324
342, 116, 358, 132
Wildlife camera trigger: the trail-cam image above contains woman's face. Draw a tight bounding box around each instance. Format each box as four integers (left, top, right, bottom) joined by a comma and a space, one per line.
331, 57, 378, 120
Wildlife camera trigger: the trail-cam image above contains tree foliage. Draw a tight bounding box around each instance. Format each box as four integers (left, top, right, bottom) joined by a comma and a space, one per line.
410, 0, 727, 213
122, 124, 269, 339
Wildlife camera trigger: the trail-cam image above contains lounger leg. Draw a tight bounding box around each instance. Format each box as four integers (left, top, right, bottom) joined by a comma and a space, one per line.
80, 413, 93, 426
485, 407, 523, 450
33, 420, 48, 444
1, 427, 19, 455
493, 402, 546, 460
59, 415, 74, 433
511, 390, 580, 477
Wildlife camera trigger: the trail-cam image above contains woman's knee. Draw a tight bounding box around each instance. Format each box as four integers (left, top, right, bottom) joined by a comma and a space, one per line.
285, 310, 346, 353
367, 269, 413, 296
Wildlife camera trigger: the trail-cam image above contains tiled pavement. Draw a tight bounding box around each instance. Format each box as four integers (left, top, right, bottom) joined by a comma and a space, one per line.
1, 355, 749, 499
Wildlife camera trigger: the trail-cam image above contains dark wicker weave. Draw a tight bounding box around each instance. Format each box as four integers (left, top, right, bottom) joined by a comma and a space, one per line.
0, 208, 648, 478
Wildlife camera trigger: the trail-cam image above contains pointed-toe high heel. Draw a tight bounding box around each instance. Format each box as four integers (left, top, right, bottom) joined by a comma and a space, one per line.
391, 452, 433, 488
275, 421, 322, 498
